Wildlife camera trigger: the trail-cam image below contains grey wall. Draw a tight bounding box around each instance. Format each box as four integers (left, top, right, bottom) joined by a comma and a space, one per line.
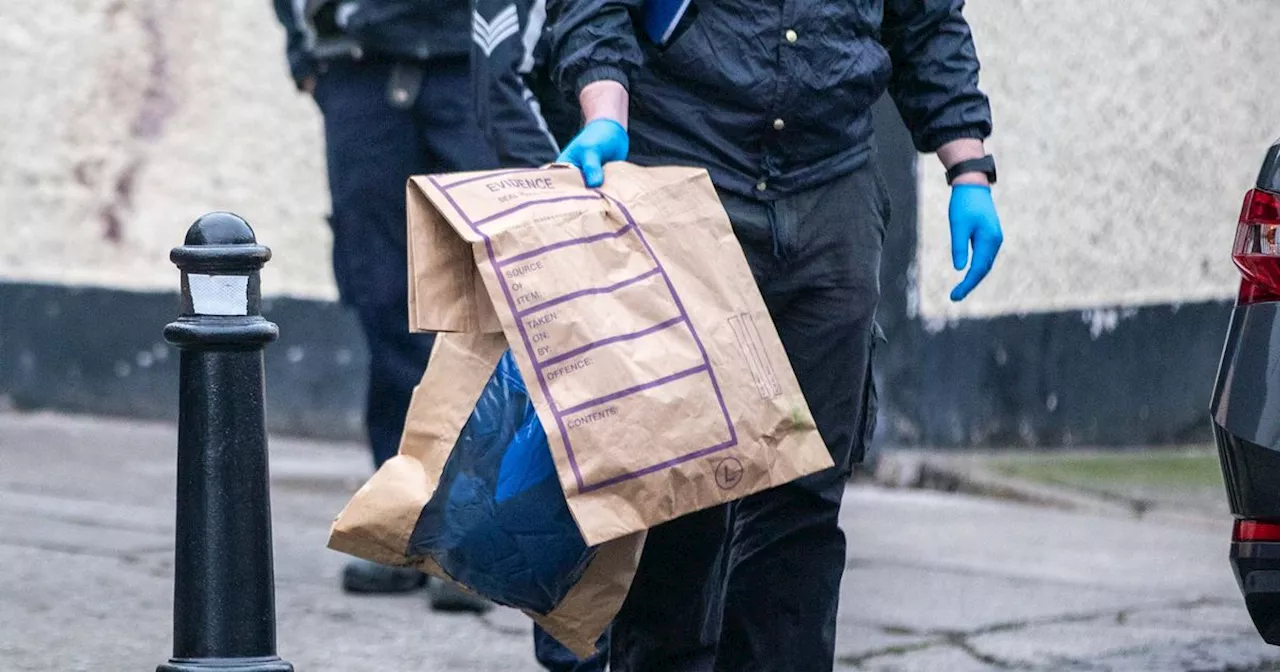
0, 0, 334, 299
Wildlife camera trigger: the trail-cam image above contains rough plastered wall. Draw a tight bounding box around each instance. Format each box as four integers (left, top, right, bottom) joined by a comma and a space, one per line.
915, 0, 1280, 320
0, 0, 334, 299
5, 1, 1278, 315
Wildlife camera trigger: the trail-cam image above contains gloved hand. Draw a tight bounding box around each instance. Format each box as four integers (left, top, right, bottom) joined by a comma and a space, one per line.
557, 119, 629, 188
948, 184, 1004, 302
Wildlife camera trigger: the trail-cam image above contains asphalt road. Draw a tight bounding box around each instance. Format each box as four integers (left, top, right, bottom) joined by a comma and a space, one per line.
1, 411, 1276, 671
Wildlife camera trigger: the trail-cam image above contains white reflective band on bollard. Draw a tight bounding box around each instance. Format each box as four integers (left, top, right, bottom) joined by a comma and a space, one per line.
188, 274, 250, 316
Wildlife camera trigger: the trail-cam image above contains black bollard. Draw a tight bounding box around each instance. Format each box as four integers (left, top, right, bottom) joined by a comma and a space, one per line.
158, 213, 293, 672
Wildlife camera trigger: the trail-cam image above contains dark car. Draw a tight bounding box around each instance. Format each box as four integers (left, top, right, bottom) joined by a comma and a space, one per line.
1212, 140, 1280, 645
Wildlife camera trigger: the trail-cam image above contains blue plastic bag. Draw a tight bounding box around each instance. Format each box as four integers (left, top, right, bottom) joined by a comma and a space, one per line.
407, 350, 594, 614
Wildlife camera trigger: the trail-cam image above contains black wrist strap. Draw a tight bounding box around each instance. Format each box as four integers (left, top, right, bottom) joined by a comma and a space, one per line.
946, 155, 997, 185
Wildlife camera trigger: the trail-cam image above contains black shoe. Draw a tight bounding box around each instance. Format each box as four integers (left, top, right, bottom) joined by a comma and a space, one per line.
341, 559, 428, 594
427, 578, 493, 614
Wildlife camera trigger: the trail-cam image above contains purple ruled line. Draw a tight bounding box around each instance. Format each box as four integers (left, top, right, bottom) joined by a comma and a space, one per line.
426, 174, 589, 488
558, 364, 708, 417
472, 195, 600, 229
538, 315, 686, 368
517, 266, 660, 318
425, 173, 740, 494
498, 223, 636, 269
603, 195, 739, 449
580, 438, 738, 494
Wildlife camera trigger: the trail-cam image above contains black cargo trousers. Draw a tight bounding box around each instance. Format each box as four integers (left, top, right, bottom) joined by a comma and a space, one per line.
609, 163, 888, 672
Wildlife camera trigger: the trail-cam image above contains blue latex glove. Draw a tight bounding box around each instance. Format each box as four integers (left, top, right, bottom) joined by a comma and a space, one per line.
948, 184, 1004, 302
557, 119, 629, 188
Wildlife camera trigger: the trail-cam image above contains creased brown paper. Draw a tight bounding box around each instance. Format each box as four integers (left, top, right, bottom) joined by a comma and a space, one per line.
329, 332, 643, 657
406, 163, 832, 546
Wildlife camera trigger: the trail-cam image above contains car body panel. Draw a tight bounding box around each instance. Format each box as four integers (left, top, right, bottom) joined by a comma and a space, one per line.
1213, 302, 1280, 519
1212, 140, 1280, 645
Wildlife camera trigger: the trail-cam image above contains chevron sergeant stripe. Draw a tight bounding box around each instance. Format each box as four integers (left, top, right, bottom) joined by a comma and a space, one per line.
473, 5, 520, 57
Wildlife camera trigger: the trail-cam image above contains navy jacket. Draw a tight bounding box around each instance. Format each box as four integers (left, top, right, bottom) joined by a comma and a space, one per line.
273, 0, 471, 84
549, 0, 993, 197
470, 0, 581, 166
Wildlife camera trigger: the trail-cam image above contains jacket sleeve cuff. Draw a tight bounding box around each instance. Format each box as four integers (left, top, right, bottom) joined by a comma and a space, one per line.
575, 65, 630, 95
920, 127, 990, 154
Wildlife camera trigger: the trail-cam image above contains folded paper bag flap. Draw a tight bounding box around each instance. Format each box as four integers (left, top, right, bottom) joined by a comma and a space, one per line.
407, 169, 596, 333
407, 165, 708, 336
407, 177, 502, 333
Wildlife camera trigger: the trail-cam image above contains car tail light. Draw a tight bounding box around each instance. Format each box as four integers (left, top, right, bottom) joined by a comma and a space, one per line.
1234, 189, 1280, 304
1235, 519, 1280, 542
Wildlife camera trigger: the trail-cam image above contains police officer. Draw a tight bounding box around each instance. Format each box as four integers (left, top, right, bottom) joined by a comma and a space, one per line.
549, 0, 1003, 669
271, 0, 495, 610
273, 1, 612, 664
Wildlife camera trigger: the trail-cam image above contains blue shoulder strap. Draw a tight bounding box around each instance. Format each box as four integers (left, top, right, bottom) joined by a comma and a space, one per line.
641, 0, 694, 46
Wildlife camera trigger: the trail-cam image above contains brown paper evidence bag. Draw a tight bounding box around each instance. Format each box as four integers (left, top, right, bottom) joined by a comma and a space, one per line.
330, 162, 832, 656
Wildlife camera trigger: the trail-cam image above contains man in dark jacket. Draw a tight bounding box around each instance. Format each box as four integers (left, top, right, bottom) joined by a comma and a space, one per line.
272, 0, 497, 609
549, 0, 1003, 669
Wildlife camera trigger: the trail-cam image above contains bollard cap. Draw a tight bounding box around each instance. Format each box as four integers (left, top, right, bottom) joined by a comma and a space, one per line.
171, 213, 271, 275
184, 212, 258, 246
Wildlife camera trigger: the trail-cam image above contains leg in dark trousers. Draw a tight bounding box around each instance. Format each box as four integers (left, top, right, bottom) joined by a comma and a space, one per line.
314, 57, 498, 468
714, 293, 878, 671
609, 504, 730, 672
535, 625, 610, 672
608, 165, 888, 672
315, 57, 500, 606
715, 166, 887, 672
359, 297, 436, 466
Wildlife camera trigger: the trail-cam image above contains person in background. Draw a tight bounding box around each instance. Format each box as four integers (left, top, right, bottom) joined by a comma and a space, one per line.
468, 0, 610, 666
549, 0, 1003, 669
271, 0, 493, 612
273, 1, 608, 666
